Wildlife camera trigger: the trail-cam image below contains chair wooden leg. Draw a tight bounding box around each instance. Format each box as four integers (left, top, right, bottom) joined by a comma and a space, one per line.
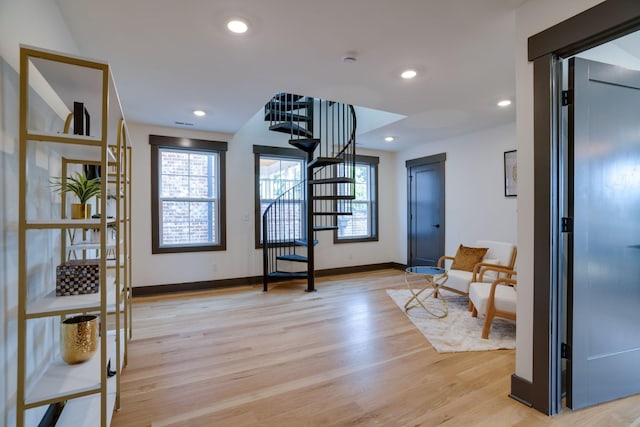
471, 306, 478, 317
481, 313, 494, 339
468, 300, 474, 312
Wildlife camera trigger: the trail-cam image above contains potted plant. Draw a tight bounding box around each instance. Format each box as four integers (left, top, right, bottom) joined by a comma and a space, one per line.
50, 172, 102, 219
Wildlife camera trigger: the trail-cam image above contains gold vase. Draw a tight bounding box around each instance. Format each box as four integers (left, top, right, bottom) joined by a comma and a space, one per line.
71, 203, 92, 219
60, 315, 98, 364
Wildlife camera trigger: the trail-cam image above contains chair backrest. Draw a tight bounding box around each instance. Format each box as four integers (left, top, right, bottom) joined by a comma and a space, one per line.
475, 240, 517, 269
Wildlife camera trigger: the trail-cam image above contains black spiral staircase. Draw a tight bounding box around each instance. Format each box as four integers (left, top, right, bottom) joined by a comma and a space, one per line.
262, 93, 357, 291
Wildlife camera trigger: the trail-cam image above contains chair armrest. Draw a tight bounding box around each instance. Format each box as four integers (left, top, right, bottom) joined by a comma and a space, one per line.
437, 255, 455, 268
488, 276, 517, 297
474, 264, 517, 282
482, 277, 517, 313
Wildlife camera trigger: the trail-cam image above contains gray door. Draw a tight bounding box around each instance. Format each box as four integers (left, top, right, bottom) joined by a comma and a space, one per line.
407, 157, 445, 266
567, 57, 640, 410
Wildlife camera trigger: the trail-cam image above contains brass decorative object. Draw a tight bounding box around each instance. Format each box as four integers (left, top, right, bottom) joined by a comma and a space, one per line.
71, 203, 91, 219
60, 315, 98, 364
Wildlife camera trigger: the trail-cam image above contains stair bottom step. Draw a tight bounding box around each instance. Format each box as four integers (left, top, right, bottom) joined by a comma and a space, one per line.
268, 271, 308, 279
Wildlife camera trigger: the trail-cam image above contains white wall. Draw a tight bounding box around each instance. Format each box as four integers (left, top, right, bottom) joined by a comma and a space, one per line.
514, 0, 605, 382
393, 123, 518, 264
0, 0, 79, 70
129, 123, 235, 286
577, 41, 640, 70
316, 147, 397, 270
130, 109, 398, 287
0, 1, 81, 424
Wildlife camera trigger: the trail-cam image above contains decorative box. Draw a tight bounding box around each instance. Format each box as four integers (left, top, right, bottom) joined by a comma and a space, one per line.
56, 260, 100, 296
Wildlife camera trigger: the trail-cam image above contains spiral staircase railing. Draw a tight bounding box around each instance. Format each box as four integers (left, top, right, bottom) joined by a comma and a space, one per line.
262, 93, 357, 291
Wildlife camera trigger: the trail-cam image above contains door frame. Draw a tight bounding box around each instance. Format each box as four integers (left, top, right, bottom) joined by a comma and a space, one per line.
406, 153, 446, 267
512, 0, 640, 415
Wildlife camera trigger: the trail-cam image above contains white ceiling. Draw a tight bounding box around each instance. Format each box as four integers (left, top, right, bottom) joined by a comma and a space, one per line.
577, 30, 640, 71
55, 0, 527, 151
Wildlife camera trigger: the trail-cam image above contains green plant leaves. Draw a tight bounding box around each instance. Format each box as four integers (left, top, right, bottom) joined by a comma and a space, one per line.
50, 172, 102, 204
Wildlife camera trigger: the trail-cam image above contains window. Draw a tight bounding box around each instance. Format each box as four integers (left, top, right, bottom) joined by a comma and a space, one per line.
335, 155, 379, 242
254, 145, 305, 247
150, 135, 227, 253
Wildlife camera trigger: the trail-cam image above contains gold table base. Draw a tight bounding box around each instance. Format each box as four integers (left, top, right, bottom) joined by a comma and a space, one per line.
404, 267, 449, 318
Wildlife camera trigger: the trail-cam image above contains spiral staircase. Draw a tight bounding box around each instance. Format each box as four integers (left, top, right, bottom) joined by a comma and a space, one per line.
262, 93, 357, 291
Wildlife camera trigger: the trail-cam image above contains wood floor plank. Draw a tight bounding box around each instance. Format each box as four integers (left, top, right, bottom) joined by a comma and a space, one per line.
111, 269, 640, 427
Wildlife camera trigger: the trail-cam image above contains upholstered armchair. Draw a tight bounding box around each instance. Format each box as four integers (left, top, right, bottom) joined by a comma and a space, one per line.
436, 240, 517, 297
469, 266, 517, 339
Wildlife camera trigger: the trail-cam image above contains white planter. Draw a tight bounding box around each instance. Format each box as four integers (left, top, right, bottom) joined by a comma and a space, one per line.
106, 200, 117, 218
89, 229, 100, 243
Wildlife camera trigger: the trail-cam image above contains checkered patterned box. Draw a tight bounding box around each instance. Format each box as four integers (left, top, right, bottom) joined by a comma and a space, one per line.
56, 260, 100, 296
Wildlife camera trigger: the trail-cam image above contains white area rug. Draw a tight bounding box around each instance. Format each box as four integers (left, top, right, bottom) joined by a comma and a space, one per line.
386, 289, 515, 353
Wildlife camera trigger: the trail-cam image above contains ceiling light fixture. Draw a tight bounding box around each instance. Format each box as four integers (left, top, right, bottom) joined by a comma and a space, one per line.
385, 136, 395, 142
227, 20, 248, 34
401, 70, 417, 79
193, 110, 206, 117
497, 99, 512, 107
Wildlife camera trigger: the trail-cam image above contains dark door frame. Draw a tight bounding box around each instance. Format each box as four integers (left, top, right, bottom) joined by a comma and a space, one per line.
510, 0, 640, 415
406, 153, 446, 267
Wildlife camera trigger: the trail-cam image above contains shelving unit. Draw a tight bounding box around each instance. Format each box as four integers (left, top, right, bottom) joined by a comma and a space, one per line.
17, 45, 132, 427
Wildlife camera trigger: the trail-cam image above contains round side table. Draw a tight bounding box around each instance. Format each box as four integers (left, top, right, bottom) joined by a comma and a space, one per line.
404, 266, 449, 318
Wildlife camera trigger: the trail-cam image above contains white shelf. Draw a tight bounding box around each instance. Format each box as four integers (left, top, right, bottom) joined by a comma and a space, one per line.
55, 388, 116, 427
26, 218, 116, 230
55, 329, 125, 427
68, 241, 117, 251
106, 259, 124, 269
107, 175, 129, 184
27, 130, 102, 144
26, 134, 117, 163
25, 334, 116, 406
26, 276, 120, 318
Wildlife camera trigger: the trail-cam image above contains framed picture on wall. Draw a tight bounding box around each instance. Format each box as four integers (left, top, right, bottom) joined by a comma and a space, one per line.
504, 150, 517, 197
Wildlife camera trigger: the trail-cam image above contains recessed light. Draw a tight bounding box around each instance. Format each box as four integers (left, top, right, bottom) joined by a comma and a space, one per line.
401, 70, 417, 79
497, 99, 512, 107
227, 20, 248, 34
385, 136, 395, 142
193, 110, 206, 117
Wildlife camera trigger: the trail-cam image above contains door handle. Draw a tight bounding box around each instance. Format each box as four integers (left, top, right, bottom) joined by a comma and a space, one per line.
432, 224, 440, 228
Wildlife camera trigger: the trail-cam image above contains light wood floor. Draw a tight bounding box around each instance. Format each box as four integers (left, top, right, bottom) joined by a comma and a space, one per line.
111, 269, 640, 427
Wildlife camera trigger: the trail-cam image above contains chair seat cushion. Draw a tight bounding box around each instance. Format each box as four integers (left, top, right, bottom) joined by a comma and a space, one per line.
469, 281, 517, 315
443, 269, 474, 294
